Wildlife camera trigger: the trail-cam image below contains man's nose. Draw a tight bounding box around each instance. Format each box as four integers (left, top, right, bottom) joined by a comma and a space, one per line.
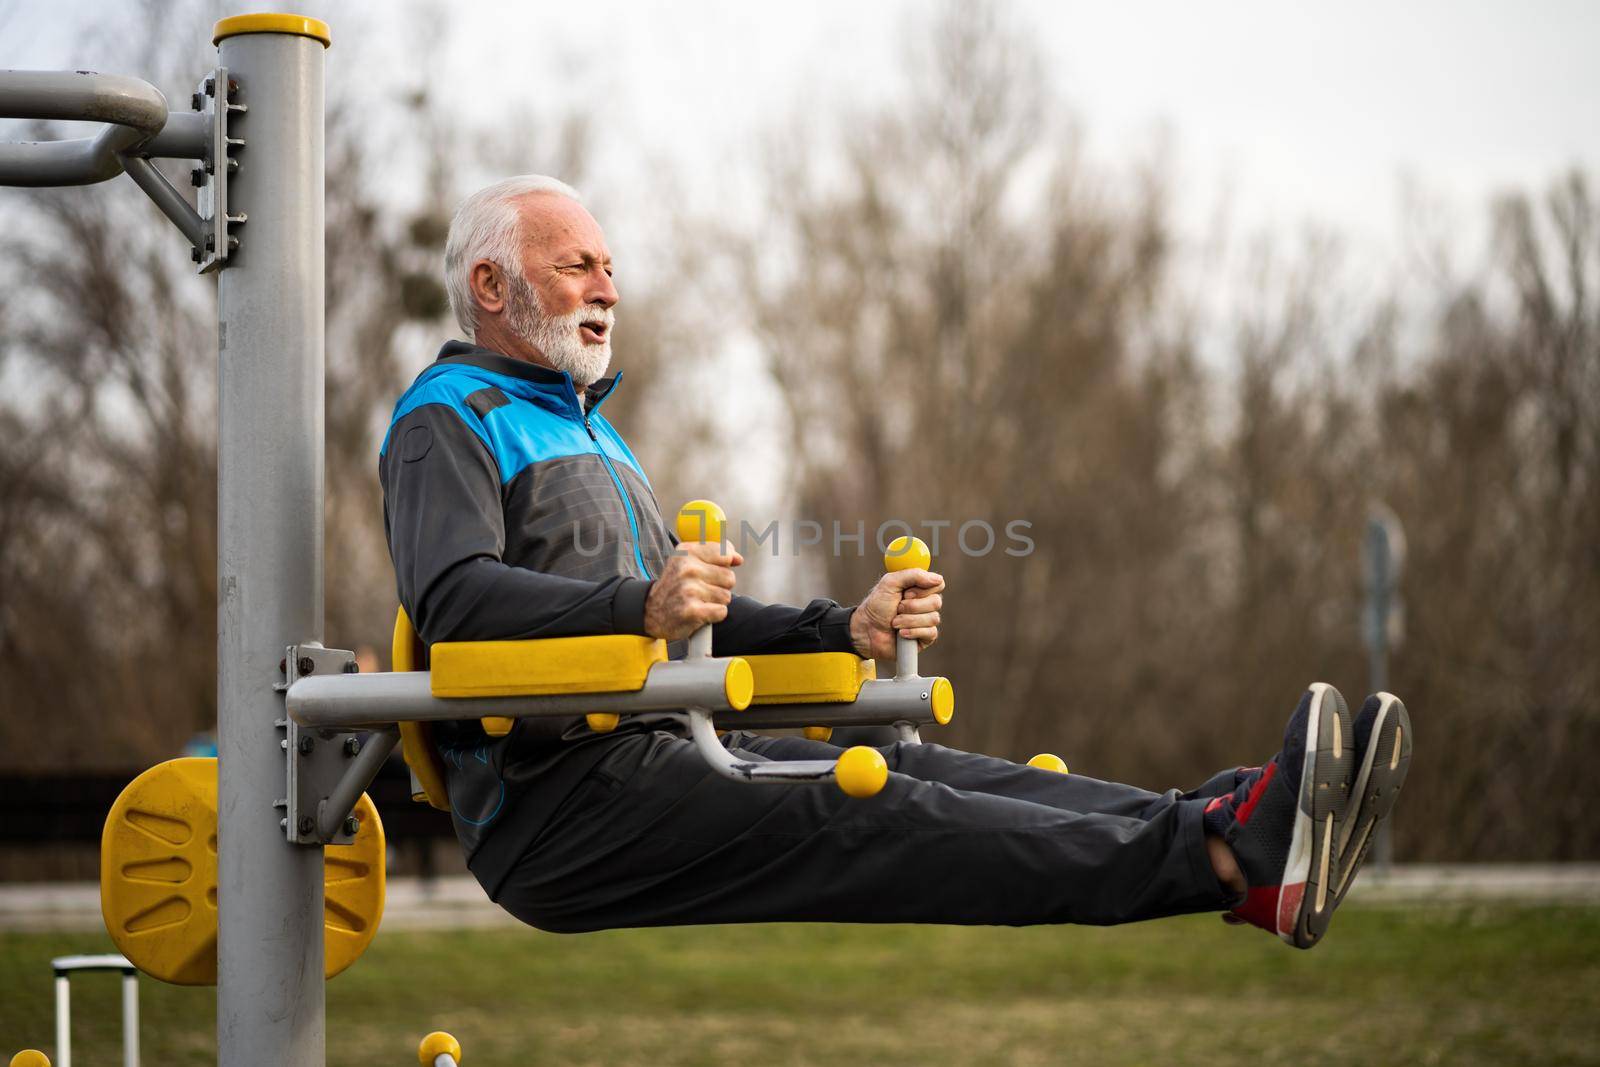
588, 269, 618, 308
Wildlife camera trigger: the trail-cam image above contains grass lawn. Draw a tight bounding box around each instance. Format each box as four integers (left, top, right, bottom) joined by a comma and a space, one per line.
4, 903, 1598, 1065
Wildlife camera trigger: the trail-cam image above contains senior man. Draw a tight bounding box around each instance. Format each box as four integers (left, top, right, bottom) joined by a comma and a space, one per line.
379, 175, 1413, 945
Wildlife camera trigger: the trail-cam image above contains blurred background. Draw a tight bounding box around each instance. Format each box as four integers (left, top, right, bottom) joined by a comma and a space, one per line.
0, 1, 1598, 1061
3, 4, 1600, 1062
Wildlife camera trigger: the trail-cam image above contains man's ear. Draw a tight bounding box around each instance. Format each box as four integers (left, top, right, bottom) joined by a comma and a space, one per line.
468, 260, 505, 316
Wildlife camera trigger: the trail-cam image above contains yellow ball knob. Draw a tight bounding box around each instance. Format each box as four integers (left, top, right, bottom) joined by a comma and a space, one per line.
677, 499, 727, 544
1028, 753, 1068, 774
11, 1052, 51, 1067
883, 535, 930, 572
586, 713, 620, 734
418, 1031, 462, 1065
803, 726, 833, 743
835, 745, 889, 798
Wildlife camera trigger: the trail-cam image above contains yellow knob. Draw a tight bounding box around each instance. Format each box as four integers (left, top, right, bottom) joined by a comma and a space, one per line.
586, 713, 620, 733
803, 726, 834, 743
677, 499, 727, 544
11, 1052, 51, 1067
835, 745, 889, 798
419, 1030, 462, 1064
1028, 753, 1068, 774
883, 535, 930, 572
480, 716, 513, 737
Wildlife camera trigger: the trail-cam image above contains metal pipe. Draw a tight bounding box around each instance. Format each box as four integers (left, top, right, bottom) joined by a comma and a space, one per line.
0, 70, 167, 185
315, 728, 398, 842
722, 676, 948, 730
136, 110, 208, 159
286, 659, 744, 729
54, 974, 70, 1067
895, 635, 918, 680
685, 710, 839, 784
120, 156, 205, 247
122, 969, 140, 1067
213, 27, 326, 1067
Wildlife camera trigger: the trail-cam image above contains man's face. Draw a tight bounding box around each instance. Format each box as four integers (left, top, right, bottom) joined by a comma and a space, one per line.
503, 193, 619, 386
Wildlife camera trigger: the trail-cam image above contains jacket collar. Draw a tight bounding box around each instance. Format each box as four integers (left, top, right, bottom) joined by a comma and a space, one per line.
434, 340, 621, 415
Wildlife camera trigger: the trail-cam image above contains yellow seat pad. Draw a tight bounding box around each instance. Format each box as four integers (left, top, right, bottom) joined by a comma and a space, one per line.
430, 634, 668, 698
745, 653, 874, 704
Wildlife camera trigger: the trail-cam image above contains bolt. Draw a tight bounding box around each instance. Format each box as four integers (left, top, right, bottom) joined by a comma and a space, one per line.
297, 735, 314, 755
343, 736, 362, 758
190, 168, 205, 187
343, 816, 361, 837
279, 817, 288, 830
191, 247, 202, 264
297, 656, 315, 675
278, 658, 286, 674
204, 76, 215, 97
342, 660, 359, 674
226, 79, 239, 100
204, 158, 214, 175
297, 815, 314, 836
191, 91, 203, 111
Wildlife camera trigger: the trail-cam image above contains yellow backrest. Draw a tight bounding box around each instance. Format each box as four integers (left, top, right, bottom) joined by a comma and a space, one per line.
393, 609, 451, 811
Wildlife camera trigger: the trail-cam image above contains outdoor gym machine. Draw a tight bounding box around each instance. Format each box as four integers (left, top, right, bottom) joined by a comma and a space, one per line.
0, 14, 1029, 1064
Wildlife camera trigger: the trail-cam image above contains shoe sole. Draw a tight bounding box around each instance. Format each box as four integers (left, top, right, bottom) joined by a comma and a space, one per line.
1330, 693, 1413, 906
1280, 682, 1355, 948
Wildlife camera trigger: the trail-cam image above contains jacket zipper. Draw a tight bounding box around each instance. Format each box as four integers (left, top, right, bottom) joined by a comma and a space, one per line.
586, 415, 653, 580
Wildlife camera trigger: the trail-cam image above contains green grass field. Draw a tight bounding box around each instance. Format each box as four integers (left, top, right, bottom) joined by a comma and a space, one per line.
4, 904, 1598, 1065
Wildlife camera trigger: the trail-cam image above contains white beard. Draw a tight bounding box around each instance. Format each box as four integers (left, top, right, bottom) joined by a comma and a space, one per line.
505, 273, 614, 387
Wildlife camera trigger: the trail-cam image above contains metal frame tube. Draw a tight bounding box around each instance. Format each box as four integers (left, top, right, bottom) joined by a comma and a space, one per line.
54, 974, 70, 1067
286, 658, 744, 729
213, 28, 325, 1067
0, 70, 167, 185
120, 156, 205, 245
315, 728, 398, 842
122, 970, 140, 1067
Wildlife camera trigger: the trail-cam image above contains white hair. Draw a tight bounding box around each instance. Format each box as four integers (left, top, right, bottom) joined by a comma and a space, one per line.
444, 174, 583, 340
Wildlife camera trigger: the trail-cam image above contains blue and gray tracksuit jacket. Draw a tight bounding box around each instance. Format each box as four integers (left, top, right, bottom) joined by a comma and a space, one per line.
380, 341, 857, 895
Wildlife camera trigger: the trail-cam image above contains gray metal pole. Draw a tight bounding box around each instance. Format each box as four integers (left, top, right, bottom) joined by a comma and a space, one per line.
213, 21, 327, 1067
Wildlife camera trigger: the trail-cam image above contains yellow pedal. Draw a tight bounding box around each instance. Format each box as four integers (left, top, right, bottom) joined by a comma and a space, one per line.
745, 653, 874, 704
100, 758, 384, 985
1028, 753, 1068, 774
430, 634, 667, 698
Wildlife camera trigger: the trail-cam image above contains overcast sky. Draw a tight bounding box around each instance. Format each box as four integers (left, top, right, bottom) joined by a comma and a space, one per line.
6, 0, 1596, 265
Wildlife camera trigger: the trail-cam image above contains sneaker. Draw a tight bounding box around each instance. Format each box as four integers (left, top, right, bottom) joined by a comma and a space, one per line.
1329, 693, 1413, 905
1204, 682, 1355, 948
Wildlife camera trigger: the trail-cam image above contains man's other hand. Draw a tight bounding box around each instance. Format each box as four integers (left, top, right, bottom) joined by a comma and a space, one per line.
643, 542, 744, 640
849, 568, 944, 660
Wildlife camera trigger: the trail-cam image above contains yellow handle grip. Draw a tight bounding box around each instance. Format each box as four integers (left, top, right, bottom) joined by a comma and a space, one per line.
883, 535, 930, 573
677, 499, 727, 544
419, 1031, 462, 1065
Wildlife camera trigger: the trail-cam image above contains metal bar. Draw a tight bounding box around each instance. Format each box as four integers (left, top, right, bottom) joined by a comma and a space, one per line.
0, 70, 167, 185
895, 722, 921, 744
315, 728, 398, 842
723, 677, 947, 730
122, 970, 140, 1067
685, 711, 838, 783
54, 974, 70, 1067
213, 28, 325, 1067
120, 156, 205, 247
287, 658, 744, 729
135, 110, 207, 159
895, 635, 918, 680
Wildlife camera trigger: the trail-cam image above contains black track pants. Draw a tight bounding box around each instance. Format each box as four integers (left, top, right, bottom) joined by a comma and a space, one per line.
482, 730, 1239, 932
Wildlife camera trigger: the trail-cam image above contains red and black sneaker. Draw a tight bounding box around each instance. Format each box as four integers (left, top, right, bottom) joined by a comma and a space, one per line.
1204, 683, 1355, 948
1329, 692, 1413, 907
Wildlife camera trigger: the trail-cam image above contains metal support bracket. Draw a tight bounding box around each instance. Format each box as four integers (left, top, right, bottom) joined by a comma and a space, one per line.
276, 644, 390, 846
190, 66, 246, 272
